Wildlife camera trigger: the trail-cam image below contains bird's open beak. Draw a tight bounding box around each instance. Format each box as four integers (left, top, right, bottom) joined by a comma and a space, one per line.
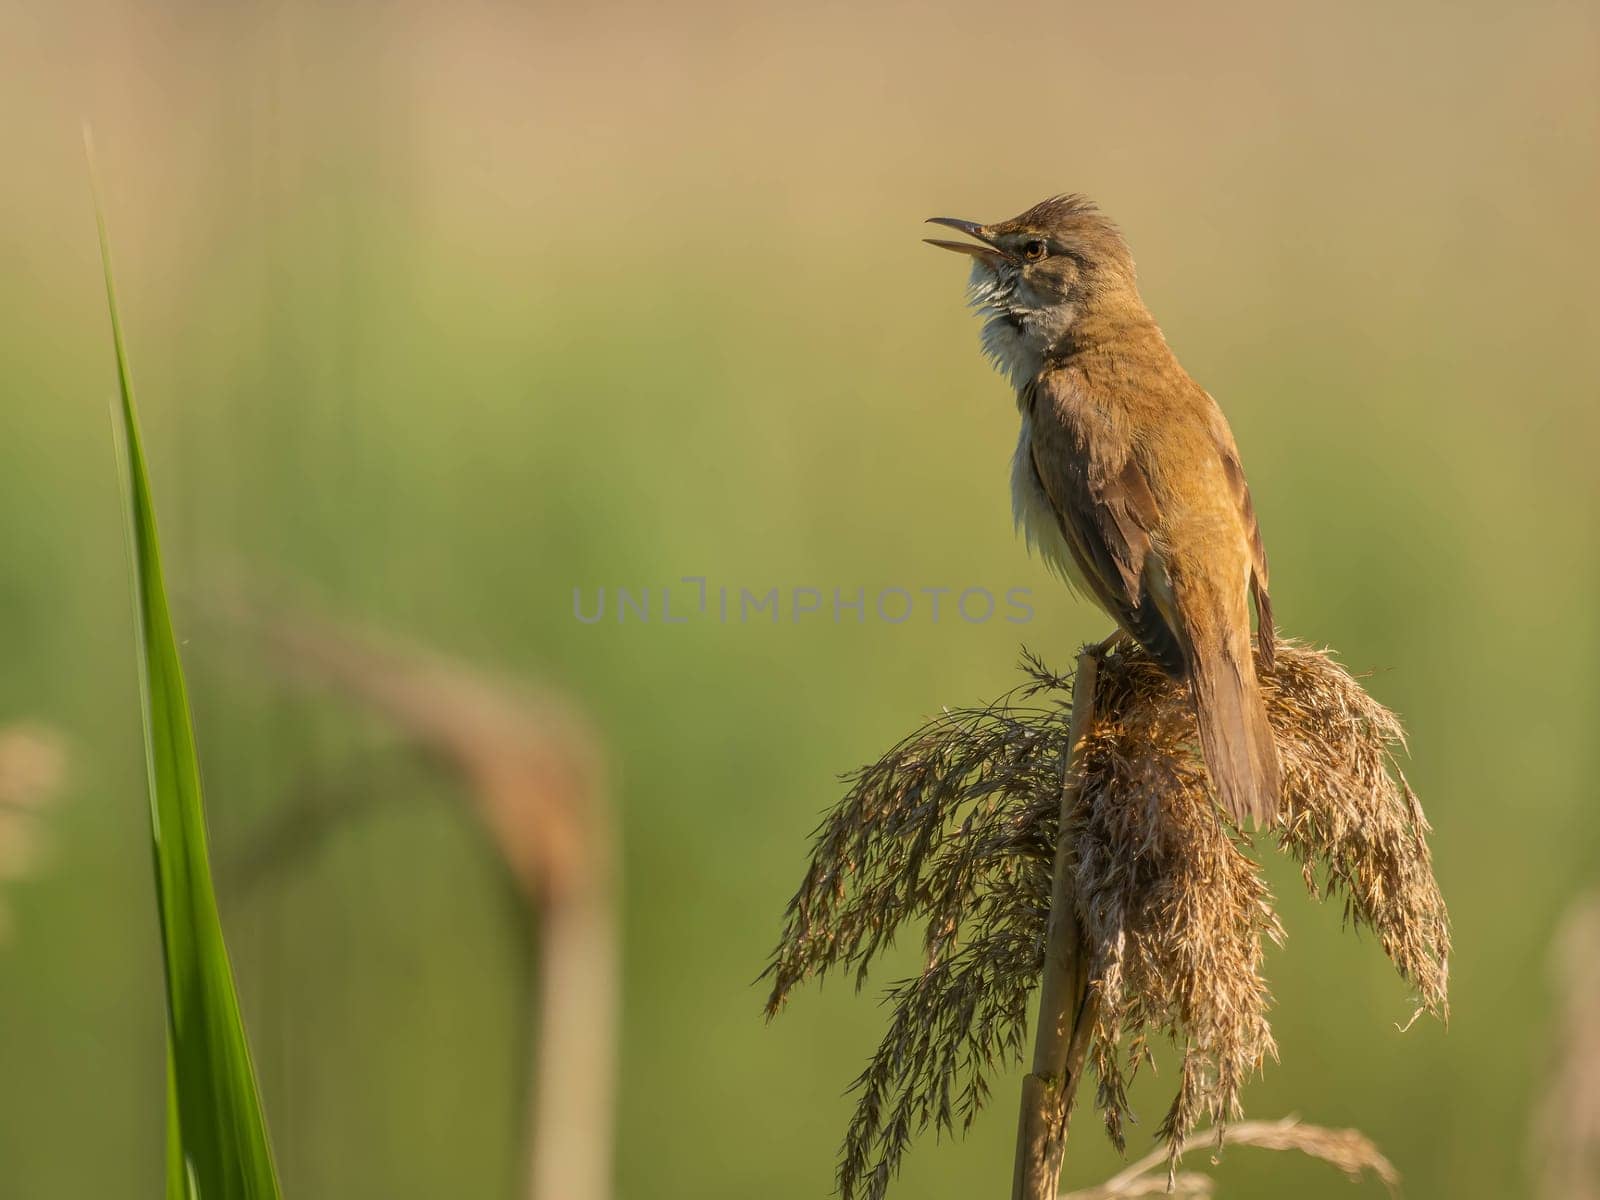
923, 217, 1010, 268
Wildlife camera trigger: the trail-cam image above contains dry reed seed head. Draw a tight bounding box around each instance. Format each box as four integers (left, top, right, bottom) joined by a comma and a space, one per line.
1064, 1116, 1399, 1199
1260, 650, 1450, 1023
1071, 649, 1282, 1157
1217, 1118, 1400, 1190
764, 641, 1448, 1200
761, 665, 1068, 1199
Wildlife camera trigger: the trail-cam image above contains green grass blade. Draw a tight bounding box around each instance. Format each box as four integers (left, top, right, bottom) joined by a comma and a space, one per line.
89, 138, 284, 1200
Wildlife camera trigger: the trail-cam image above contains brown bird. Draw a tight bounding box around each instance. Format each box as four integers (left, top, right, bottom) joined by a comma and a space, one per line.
926, 194, 1281, 826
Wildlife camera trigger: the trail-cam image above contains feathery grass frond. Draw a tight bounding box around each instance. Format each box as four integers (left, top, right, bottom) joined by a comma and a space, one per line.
765, 641, 1447, 1200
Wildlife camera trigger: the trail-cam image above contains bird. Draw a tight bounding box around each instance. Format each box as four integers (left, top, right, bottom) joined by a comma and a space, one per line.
925, 194, 1281, 826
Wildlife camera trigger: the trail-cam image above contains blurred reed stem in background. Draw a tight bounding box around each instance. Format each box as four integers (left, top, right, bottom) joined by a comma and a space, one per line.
1533, 892, 1600, 1200
221, 591, 616, 1200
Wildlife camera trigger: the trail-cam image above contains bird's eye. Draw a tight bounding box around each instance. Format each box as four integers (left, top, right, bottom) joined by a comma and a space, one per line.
1022, 239, 1047, 261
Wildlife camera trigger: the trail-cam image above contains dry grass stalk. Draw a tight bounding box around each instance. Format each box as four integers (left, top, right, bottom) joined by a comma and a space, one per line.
1062, 1114, 1399, 1198
226, 595, 615, 1200
1068, 1174, 1214, 1198
765, 640, 1448, 1200
1534, 891, 1600, 1200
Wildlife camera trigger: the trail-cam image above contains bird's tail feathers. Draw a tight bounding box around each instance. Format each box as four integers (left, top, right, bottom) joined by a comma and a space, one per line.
1188, 627, 1281, 828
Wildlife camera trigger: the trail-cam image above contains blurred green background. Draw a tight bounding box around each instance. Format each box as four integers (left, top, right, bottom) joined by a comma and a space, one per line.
2, 0, 1598, 1196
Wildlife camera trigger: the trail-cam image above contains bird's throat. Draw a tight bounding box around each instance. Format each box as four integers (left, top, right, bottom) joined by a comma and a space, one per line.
980, 311, 1044, 393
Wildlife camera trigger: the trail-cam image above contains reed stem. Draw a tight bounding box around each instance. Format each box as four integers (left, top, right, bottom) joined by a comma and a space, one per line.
1012, 643, 1102, 1200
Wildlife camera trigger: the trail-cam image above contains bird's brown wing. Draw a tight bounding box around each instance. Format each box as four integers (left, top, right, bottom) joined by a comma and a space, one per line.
1024, 377, 1187, 677
1206, 407, 1275, 669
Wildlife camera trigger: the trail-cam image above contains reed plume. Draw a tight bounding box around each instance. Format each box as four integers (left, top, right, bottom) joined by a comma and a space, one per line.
764, 639, 1448, 1200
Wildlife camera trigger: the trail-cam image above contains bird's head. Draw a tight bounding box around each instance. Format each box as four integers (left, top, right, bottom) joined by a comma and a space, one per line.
925, 194, 1140, 385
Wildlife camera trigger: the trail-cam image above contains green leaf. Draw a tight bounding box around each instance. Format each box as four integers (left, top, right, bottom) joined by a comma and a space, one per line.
89, 135, 285, 1200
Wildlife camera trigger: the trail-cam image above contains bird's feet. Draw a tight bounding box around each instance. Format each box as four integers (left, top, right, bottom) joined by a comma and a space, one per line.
1095, 629, 1133, 657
